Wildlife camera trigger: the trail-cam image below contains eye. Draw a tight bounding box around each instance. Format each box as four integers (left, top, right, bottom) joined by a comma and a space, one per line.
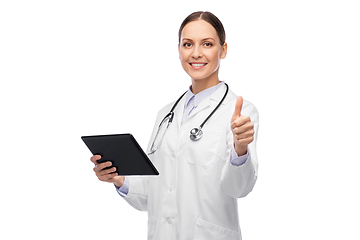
203, 42, 213, 47
183, 42, 192, 48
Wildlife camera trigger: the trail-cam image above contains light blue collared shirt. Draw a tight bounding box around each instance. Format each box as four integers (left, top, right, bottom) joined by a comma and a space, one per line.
182, 82, 223, 124
117, 82, 248, 196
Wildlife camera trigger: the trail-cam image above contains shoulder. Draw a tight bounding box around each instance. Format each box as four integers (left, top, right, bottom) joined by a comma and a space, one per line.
157, 100, 176, 116
243, 99, 259, 117
154, 97, 181, 123
156, 90, 188, 116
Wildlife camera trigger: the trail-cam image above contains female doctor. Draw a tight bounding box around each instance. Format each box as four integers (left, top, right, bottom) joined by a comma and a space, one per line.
91, 11, 259, 240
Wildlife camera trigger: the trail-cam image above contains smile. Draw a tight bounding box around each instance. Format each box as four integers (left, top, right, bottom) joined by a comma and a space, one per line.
189, 62, 207, 69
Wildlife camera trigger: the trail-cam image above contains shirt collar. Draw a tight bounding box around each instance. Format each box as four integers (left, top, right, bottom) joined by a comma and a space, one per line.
184, 81, 224, 108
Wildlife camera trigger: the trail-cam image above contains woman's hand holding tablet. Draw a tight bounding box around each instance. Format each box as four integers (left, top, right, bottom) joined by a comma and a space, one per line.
90, 155, 125, 188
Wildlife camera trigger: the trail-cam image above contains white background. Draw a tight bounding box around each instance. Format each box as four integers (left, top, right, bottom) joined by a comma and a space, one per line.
1, 0, 359, 239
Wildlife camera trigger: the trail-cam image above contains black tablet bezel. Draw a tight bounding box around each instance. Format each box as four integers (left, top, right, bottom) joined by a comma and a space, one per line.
82, 134, 159, 176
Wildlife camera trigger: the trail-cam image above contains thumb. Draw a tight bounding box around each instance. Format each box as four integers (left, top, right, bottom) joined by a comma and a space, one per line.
232, 96, 243, 122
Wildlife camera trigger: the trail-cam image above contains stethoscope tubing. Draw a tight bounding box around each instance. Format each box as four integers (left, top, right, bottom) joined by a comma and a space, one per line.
198, 83, 229, 129
150, 83, 229, 153
167, 83, 229, 139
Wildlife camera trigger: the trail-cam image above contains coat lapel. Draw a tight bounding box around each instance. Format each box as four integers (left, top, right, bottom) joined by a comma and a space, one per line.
187, 83, 230, 120
174, 83, 232, 128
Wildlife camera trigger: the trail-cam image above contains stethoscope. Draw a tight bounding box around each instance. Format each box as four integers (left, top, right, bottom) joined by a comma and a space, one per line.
149, 83, 229, 154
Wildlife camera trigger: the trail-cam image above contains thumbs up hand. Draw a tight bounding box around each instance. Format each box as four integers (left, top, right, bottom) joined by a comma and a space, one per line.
231, 96, 254, 156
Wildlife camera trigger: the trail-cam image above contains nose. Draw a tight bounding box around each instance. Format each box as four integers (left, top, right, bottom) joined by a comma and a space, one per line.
191, 45, 203, 59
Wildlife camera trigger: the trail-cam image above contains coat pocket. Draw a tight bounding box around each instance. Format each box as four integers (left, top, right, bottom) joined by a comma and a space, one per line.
193, 217, 241, 240
184, 125, 224, 167
147, 216, 157, 240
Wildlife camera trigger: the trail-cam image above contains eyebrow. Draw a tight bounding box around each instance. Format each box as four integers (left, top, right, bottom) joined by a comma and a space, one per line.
182, 37, 215, 42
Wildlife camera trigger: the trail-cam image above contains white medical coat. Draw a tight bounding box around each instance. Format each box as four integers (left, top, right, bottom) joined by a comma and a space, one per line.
123, 84, 259, 240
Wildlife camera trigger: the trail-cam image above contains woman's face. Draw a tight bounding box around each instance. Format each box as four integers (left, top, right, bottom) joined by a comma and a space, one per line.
179, 20, 227, 82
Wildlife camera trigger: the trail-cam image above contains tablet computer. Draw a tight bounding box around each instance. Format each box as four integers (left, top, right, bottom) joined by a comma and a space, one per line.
81, 134, 159, 176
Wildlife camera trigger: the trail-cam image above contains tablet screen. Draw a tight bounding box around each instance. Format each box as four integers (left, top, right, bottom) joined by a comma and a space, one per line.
82, 134, 159, 175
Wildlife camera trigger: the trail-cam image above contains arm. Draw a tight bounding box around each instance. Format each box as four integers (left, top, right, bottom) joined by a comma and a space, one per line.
220, 99, 259, 198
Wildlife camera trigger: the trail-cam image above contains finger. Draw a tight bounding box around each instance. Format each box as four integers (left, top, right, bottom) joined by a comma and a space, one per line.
231, 115, 251, 130
99, 172, 118, 182
93, 161, 112, 173
234, 136, 254, 146
231, 96, 243, 122
97, 167, 117, 177
90, 155, 102, 165
234, 128, 255, 140
94, 161, 112, 172
232, 119, 254, 134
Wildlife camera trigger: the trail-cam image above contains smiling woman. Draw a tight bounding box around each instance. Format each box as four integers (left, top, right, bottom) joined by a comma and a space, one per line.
90, 11, 259, 240
178, 11, 228, 94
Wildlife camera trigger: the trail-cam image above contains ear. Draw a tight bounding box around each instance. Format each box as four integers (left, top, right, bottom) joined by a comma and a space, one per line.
178, 44, 181, 60
220, 42, 227, 59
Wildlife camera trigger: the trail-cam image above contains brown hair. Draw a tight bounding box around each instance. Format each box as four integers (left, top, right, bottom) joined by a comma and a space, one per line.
178, 11, 226, 46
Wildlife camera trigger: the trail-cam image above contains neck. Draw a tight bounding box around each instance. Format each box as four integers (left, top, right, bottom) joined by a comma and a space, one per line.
191, 71, 220, 95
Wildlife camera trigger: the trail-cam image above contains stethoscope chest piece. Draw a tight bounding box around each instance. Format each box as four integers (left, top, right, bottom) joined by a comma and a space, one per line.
149, 83, 229, 153
190, 127, 203, 141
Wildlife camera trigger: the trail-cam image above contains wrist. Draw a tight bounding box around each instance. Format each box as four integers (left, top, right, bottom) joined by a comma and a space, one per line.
114, 176, 125, 188
234, 144, 247, 156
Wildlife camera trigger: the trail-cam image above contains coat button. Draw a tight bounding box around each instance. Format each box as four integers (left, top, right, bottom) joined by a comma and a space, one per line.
166, 217, 172, 224
169, 185, 174, 192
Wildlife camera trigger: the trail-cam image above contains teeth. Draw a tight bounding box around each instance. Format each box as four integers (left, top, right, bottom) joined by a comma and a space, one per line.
191, 63, 206, 67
